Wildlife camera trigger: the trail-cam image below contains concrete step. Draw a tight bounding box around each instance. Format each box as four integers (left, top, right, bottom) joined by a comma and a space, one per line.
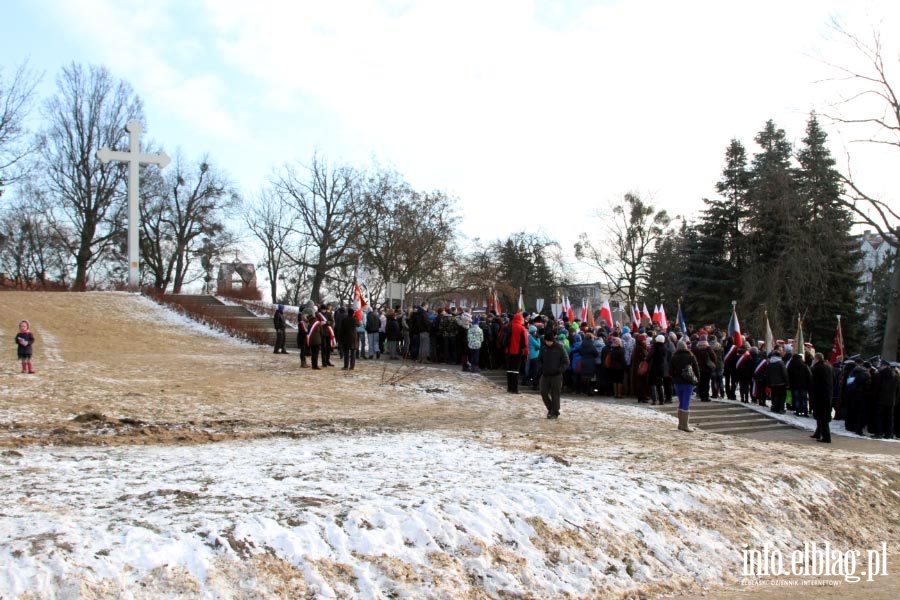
702, 422, 794, 434
167, 294, 223, 305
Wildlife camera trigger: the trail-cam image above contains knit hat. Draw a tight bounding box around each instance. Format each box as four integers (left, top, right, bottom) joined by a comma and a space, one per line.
277, 304, 284, 312
655, 334, 665, 343
528, 325, 537, 333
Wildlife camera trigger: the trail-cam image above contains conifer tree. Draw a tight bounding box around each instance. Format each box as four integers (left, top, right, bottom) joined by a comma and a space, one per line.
743, 120, 804, 335
794, 112, 863, 351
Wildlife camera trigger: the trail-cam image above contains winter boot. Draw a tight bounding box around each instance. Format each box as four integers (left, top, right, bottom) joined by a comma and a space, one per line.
21, 362, 27, 373
301, 355, 309, 368
27, 363, 34, 374
507, 372, 519, 394
677, 409, 693, 432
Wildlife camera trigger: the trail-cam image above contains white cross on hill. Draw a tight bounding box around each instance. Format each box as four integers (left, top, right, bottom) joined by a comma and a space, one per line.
97, 120, 171, 290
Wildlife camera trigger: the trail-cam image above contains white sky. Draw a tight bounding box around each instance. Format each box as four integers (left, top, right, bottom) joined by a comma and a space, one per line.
2, 0, 899, 255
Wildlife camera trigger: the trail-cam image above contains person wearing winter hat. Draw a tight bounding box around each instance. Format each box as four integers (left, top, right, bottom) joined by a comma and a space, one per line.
15, 320, 35, 374
273, 304, 288, 354
647, 334, 668, 405
539, 332, 570, 418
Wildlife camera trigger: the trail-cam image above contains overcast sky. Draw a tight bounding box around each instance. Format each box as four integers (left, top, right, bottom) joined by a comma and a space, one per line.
3, 0, 898, 259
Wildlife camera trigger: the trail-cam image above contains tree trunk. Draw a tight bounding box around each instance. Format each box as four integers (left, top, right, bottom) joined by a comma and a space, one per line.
882, 250, 900, 362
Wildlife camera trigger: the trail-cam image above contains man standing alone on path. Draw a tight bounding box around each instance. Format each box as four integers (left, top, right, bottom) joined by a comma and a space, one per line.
539, 332, 570, 419
810, 352, 834, 443
273, 304, 287, 354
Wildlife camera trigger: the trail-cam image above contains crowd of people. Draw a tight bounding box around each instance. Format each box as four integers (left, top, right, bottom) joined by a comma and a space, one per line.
274, 302, 900, 440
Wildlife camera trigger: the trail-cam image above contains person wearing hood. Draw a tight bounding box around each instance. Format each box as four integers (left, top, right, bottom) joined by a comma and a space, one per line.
466, 315, 484, 373
503, 312, 529, 393
575, 332, 600, 396
608, 336, 628, 399
273, 304, 288, 354
631, 333, 649, 402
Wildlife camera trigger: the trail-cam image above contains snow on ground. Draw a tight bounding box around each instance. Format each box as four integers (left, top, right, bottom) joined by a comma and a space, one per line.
132, 293, 258, 349
3, 423, 898, 599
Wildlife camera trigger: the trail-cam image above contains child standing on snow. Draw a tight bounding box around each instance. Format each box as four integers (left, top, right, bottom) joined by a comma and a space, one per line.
15, 320, 35, 374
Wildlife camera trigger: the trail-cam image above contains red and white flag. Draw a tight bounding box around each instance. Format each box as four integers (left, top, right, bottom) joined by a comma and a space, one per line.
600, 298, 614, 330
652, 304, 661, 324
659, 304, 668, 330
642, 303, 651, 323
580, 298, 588, 323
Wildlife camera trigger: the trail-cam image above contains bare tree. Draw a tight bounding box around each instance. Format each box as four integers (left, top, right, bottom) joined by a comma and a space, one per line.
0, 61, 41, 197
357, 168, 459, 298
0, 184, 69, 285
824, 23, 900, 360
245, 187, 300, 303
140, 152, 238, 292
272, 153, 362, 302
575, 192, 671, 307
39, 63, 143, 290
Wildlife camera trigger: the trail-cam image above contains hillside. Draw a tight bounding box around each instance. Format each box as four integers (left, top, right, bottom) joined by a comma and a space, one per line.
1, 292, 898, 599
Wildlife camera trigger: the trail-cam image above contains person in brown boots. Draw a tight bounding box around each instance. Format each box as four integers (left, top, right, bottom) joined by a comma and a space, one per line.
671, 340, 700, 432
15, 320, 35, 374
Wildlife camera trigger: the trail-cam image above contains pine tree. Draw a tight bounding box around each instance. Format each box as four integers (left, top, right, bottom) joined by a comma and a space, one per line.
794, 112, 864, 352
687, 139, 753, 326
743, 119, 804, 335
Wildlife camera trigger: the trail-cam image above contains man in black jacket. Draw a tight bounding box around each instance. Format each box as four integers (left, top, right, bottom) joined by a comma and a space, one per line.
766, 345, 789, 414
810, 353, 834, 443
538, 332, 570, 419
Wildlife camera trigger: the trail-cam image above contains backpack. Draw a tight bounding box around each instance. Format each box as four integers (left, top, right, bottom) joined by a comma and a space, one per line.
498, 326, 511, 350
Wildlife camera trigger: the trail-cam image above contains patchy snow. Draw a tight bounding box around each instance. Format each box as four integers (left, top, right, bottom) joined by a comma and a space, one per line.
0, 430, 865, 599
133, 294, 257, 349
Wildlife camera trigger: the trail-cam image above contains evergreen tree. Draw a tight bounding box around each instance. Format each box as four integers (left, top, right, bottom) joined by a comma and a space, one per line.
743, 120, 804, 336
794, 112, 864, 352
686, 140, 752, 326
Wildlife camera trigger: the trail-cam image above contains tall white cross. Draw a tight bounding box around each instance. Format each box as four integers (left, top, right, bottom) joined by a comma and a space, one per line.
97, 120, 170, 290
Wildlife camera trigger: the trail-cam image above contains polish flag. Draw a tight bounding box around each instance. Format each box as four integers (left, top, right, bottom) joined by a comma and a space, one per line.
599, 298, 614, 330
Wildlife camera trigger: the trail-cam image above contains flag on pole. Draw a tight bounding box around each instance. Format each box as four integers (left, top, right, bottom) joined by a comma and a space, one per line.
586, 297, 596, 328
795, 314, 805, 359
566, 296, 575, 322
631, 305, 640, 329
518, 288, 524, 312
580, 298, 588, 323
600, 298, 613, 330
830, 315, 844, 365
495, 293, 502, 315
353, 281, 367, 322
652, 304, 661, 324
764, 311, 774, 352
642, 303, 651, 323
728, 306, 743, 349
676, 302, 686, 331
659, 304, 668, 330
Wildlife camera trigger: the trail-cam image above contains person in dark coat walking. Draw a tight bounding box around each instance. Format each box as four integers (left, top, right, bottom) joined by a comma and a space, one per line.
539, 332, 570, 419
766, 346, 789, 414
810, 353, 834, 443
273, 304, 287, 354
296, 311, 310, 368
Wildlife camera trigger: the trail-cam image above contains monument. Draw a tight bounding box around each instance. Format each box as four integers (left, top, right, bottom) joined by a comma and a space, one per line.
96, 120, 171, 290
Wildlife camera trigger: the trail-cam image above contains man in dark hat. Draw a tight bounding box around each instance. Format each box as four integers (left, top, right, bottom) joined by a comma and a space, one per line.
538, 332, 569, 419
810, 353, 834, 443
